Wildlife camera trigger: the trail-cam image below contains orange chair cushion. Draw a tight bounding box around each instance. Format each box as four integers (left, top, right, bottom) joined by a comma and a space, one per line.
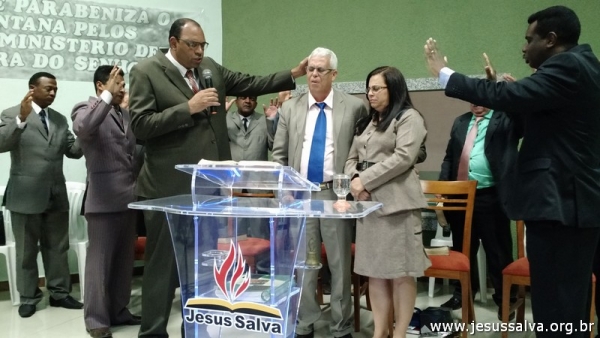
502, 257, 529, 277
427, 251, 470, 271
135, 237, 146, 260
218, 238, 270, 256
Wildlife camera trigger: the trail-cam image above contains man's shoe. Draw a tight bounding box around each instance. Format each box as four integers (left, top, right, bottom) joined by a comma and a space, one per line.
497, 306, 516, 321
440, 295, 462, 310
118, 314, 141, 325
88, 327, 113, 338
49, 295, 83, 309
18, 304, 36, 318
295, 332, 314, 338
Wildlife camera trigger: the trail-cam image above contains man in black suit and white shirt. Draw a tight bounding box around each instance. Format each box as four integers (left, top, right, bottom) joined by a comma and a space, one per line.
425, 5, 600, 337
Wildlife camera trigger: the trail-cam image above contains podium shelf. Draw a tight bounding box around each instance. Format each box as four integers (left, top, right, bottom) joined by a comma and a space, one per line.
129, 194, 382, 219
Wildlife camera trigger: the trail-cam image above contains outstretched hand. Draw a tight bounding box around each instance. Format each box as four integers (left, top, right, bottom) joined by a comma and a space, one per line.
225, 97, 235, 112
105, 64, 124, 98
424, 38, 448, 78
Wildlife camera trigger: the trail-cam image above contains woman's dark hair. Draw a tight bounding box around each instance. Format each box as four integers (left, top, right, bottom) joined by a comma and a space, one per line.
356, 66, 414, 135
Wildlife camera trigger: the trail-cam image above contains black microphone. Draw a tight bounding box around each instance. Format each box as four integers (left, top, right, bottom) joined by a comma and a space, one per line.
202, 69, 216, 114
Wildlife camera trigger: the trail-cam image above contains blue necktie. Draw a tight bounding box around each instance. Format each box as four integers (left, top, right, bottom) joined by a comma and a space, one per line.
307, 102, 327, 183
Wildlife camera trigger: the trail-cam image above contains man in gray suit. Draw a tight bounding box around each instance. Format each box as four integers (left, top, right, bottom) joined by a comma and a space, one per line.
129, 18, 308, 337
0, 72, 83, 318
227, 96, 276, 239
272, 47, 368, 338
71, 65, 140, 338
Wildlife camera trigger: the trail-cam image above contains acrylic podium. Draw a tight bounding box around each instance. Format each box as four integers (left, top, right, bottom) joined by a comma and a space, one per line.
129, 162, 382, 338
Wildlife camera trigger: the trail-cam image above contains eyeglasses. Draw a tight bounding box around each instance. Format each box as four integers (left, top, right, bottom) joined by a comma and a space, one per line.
366, 85, 387, 94
178, 39, 209, 50
306, 66, 334, 76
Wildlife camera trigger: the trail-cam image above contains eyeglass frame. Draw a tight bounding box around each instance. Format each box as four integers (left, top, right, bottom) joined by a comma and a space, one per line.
177, 38, 209, 50
366, 85, 388, 94
306, 66, 335, 76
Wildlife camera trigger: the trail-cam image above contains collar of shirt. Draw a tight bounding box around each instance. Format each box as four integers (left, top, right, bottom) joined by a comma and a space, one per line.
238, 112, 254, 122
472, 109, 494, 122
166, 49, 195, 79
31, 101, 43, 115
307, 89, 334, 110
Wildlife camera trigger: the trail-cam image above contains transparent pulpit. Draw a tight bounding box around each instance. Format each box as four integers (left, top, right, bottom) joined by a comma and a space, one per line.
129, 162, 382, 338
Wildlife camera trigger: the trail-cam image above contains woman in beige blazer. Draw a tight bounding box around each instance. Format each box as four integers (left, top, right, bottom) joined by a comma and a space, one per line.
345, 66, 430, 338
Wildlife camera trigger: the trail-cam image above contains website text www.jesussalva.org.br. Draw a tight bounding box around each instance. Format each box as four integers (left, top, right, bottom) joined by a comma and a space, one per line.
430, 320, 595, 335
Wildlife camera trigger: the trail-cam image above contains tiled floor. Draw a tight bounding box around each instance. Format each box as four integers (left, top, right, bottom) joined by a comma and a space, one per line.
0, 278, 591, 338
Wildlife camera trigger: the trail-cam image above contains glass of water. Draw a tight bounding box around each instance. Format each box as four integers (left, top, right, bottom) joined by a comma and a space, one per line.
333, 174, 351, 201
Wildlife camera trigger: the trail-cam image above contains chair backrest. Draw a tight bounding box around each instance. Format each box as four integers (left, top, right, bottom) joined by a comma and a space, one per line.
515, 220, 525, 258
420, 180, 477, 257
66, 182, 88, 243
0, 185, 15, 244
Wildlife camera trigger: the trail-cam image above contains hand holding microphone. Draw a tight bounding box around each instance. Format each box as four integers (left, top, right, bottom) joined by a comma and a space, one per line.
187, 69, 220, 115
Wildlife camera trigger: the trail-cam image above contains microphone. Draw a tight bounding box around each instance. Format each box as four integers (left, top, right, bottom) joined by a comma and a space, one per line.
202, 69, 216, 114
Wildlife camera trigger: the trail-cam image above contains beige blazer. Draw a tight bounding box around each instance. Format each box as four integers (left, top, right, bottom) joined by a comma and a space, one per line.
345, 108, 427, 215
271, 89, 368, 173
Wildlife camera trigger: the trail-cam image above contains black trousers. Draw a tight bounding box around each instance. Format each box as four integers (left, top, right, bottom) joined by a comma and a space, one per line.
444, 186, 515, 306
527, 222, 599, 338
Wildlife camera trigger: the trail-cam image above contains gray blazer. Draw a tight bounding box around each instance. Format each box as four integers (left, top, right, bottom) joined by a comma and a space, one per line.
226, 110, 275, 162
72, 97, 137, 213
345, 108, 427, 215
0, 105, 82, 213
272, 89, 368, 173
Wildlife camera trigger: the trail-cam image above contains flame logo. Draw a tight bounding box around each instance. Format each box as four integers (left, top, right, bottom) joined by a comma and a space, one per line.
214, 240, 250, 303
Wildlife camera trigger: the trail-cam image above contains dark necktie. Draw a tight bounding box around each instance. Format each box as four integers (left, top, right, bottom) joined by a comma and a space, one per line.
242, 117, 248, 131
457, 116, 483, 180
307, 102, 327, 183
39, 109, 48, 134
185, 70, 200, 94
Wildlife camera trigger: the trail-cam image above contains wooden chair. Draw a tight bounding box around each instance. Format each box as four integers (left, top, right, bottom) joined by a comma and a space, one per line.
317, 243, 368, 332
421, 180, 477, 338
500, 221, 596, 338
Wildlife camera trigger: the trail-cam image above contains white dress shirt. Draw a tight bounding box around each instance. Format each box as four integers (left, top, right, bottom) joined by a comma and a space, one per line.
300, 90, 335, 182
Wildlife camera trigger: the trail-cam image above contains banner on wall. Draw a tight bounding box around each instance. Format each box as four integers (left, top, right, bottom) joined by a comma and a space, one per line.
0, 0, 191, 80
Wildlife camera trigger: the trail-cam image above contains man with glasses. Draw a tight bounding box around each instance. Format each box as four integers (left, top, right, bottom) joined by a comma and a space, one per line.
128, 17, 309, 338
272, 47, 368, 338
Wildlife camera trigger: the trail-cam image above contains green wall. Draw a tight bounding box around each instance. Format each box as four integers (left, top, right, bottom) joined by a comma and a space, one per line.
223, 0, 599, 84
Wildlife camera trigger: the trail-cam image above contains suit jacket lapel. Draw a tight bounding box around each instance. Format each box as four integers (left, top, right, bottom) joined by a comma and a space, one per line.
246, 112, 261, 134
157, 53, 194, 99
294, 95, 309, 168
332, 90, 345, 144
229, 112, 242, 131
110, 108, 125, 132
484, 111, 500, 151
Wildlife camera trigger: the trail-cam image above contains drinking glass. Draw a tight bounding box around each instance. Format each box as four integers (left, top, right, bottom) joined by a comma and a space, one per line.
333, 174, 351, 201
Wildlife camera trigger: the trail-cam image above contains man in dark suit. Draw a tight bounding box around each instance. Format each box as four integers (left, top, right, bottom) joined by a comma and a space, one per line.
71, 65, 140, 338
425, 5, 600, 337
128, 18, 307, 337
439, 103, 522, 320
0, 72, 83, 318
